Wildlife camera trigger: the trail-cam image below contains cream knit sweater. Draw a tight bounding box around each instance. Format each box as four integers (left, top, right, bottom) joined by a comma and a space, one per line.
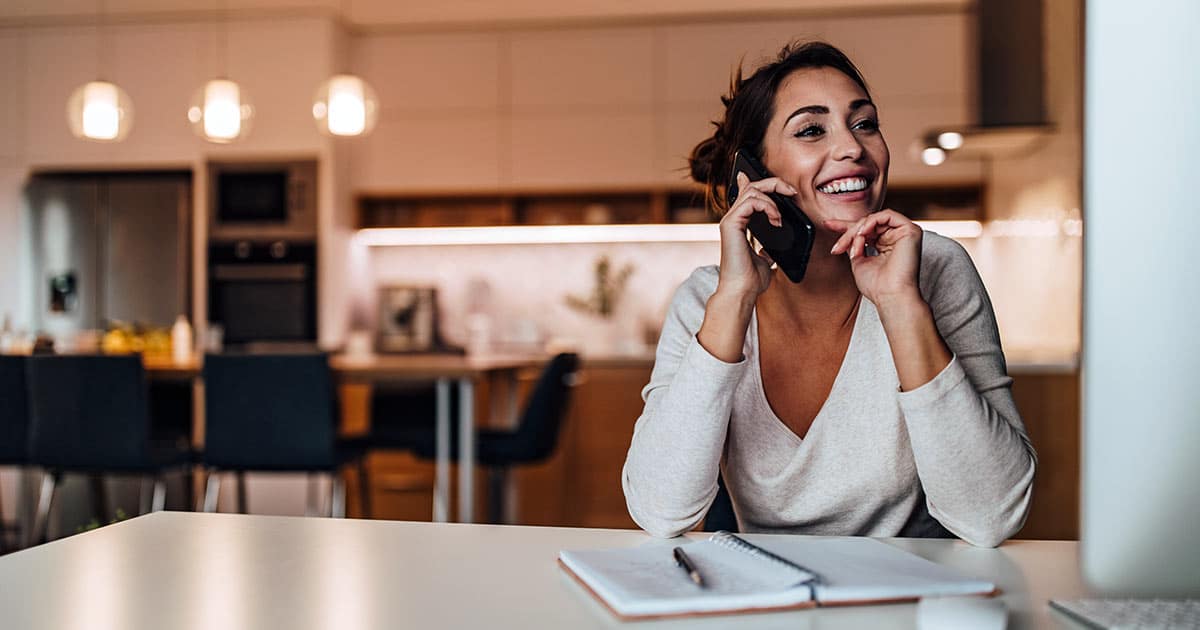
622, 232, 1036, 547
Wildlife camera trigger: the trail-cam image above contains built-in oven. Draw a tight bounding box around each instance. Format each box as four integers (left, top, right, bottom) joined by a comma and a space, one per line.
208, 240, 317, 350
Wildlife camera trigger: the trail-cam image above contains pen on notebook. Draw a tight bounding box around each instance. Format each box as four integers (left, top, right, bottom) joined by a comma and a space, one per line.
673, 546, 705, 588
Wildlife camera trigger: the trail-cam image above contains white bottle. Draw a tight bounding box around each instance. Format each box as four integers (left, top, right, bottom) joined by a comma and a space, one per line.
171, 315, 193, 363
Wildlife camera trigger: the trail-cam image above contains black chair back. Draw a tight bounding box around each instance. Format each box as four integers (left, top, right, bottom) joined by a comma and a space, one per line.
202, 353, 338, 470
0, 355, 29, 464
25, 355, 152, 470
509, 353, 579, 463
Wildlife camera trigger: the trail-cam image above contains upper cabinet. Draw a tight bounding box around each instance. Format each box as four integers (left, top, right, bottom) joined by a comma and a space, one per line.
357, 183, 982, 229
351, 10, 983, 194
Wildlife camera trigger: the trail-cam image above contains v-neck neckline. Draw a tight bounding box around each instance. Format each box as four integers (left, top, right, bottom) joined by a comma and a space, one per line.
748, 296, 868, 445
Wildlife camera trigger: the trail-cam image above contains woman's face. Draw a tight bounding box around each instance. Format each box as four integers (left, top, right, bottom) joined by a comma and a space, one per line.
761, 66, 889, 230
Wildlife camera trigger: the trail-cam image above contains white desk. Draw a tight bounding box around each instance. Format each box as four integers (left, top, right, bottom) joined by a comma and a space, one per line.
0, 512, 1096, 629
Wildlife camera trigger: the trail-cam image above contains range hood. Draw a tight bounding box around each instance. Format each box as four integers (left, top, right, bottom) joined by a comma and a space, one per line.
919, 0, 1054, 164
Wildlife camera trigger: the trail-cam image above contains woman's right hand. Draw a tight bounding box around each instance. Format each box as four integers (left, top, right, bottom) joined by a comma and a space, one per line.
716, 171, 795, 299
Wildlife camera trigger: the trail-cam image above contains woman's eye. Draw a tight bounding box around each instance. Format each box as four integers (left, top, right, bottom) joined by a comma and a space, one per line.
854, 118, 880, 132
794, 124, 824, 138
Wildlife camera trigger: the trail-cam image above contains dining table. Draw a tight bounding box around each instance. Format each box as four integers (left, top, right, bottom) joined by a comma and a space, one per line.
142, 352, 546, 523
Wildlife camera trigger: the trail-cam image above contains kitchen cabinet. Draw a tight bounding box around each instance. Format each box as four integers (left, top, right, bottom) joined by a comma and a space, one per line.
1010, 369, 1080, 540
358, 185, 982, 229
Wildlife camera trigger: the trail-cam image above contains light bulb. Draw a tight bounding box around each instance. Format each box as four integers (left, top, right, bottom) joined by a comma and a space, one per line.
67, 81, 134, 142
313, 74, 378, 137
189, 79, 254, 143
921, 147, 947, 166
936, 131, 964, 150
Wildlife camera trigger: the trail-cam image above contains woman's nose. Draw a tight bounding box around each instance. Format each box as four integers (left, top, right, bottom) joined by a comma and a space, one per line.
831, 126, 864, 161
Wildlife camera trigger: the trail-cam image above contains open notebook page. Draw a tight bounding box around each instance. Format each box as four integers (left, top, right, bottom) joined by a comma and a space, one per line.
559, 539, 816, 617
748, 536, 996, 603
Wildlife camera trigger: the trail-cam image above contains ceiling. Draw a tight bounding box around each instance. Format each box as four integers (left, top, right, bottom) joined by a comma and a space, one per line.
0, 0, 971, 29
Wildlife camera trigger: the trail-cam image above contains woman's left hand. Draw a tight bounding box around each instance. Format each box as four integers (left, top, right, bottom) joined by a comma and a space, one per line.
826, 209, 924, 307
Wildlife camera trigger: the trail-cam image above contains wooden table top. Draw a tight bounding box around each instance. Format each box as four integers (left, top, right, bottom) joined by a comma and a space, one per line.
139, 352, 546, 381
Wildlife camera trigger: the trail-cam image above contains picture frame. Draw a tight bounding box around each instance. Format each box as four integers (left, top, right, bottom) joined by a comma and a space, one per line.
377, 285, 439, 353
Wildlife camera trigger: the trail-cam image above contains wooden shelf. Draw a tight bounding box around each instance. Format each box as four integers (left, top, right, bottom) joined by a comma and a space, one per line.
358, 184, 982, 230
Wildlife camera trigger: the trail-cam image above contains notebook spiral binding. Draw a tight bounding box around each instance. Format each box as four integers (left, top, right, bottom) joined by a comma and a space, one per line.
710, 531, 824, 590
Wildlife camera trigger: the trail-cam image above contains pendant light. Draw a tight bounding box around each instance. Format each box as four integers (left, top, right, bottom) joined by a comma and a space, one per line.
188, 2, 253, 143
67, 0, 134, 142
312, 0, 378, 137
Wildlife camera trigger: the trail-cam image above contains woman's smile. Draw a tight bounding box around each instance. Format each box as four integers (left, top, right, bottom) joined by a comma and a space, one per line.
762, 66, 890, 228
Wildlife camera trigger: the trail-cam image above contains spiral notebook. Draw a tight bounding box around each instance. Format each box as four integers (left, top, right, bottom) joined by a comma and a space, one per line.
557, 531, 997, 620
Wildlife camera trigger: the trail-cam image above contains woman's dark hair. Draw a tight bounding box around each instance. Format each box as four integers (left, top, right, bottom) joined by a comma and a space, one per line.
688, 41, 871, 213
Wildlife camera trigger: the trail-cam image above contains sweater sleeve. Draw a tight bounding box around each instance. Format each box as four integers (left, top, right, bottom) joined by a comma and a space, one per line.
621, 267, 749, 538
898, 234, 1037, 548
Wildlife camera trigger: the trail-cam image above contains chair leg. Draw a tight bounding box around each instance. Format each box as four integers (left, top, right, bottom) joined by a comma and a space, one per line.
138, 478, 152, 515
357, 458, 372, 519
304, 473, 317, 517
487, 467, 510, 525
330, 473, 346, 519
0, 487, 7, 554
202, 472, 220, 513
89, 474, 108, 524
31, 473, 57, 545
152, 476, 167, 513
236, 472, 248, 514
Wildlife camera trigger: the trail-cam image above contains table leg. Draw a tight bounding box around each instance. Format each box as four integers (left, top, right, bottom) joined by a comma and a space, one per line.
433, 379, 451, 523
501, 371, 520, 524
457, 378, 475, 524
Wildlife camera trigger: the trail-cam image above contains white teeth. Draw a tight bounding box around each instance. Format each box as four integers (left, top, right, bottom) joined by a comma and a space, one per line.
818, 177, 868, 194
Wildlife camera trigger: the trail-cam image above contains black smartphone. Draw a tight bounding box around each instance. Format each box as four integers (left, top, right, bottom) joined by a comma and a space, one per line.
726, 149, 815, 283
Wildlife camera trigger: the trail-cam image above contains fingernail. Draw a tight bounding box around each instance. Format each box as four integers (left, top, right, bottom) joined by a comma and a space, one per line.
830, 245, 838, 254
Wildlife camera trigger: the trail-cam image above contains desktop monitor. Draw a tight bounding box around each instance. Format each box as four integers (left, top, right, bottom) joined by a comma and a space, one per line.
1082, 0, 1200, 597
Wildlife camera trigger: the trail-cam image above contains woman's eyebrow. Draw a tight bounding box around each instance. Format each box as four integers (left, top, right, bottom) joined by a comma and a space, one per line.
849, 98, 874, 111
784, 105, 828, 125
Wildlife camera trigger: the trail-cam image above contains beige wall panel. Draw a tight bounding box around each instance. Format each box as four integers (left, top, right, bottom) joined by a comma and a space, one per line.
873, 97, 982, 184
352, 114, 502, 191
661, 19, 829, 106
658, 103, 723, 184
507, 112, 656, 187
825, 13, 971, 102
24, 26, 112, 165
220, 18, 329, 153
0, 34, 23, 163
107, 23, 207, 162
355, 33, 502, 112
509, 28, 654, 109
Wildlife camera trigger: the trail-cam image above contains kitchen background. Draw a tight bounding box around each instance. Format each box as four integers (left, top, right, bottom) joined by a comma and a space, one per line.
0, 0, 1081, 536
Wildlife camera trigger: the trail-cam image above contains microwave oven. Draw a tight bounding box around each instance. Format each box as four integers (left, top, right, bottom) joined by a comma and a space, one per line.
209, 160, 317, 240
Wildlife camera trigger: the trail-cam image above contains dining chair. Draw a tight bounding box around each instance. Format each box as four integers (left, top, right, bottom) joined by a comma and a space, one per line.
366, 352, 580, 524
199, 353, 366, 517
0, 355, 30, 552
24, 354, 193, 544
702, 473, 738, 533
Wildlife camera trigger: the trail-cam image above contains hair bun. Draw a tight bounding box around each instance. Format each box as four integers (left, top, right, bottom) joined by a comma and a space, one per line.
688, 128, 724, 187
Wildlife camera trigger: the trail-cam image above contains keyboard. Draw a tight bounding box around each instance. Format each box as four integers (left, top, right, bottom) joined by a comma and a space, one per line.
1050, 598, 1200, 629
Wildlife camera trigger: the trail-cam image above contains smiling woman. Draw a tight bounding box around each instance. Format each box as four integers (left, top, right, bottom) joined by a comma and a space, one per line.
621, 41, 1036, 548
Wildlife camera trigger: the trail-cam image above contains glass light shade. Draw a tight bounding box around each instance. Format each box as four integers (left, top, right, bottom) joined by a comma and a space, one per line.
67, 81, 134, 142
936, 131, 964, 150
921, 146, 947, 166
312, 74, 378, 137
188, 79, 254, 143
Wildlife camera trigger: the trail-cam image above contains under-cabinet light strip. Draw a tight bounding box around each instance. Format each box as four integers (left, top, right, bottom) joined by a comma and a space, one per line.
355, 220, 984, 247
